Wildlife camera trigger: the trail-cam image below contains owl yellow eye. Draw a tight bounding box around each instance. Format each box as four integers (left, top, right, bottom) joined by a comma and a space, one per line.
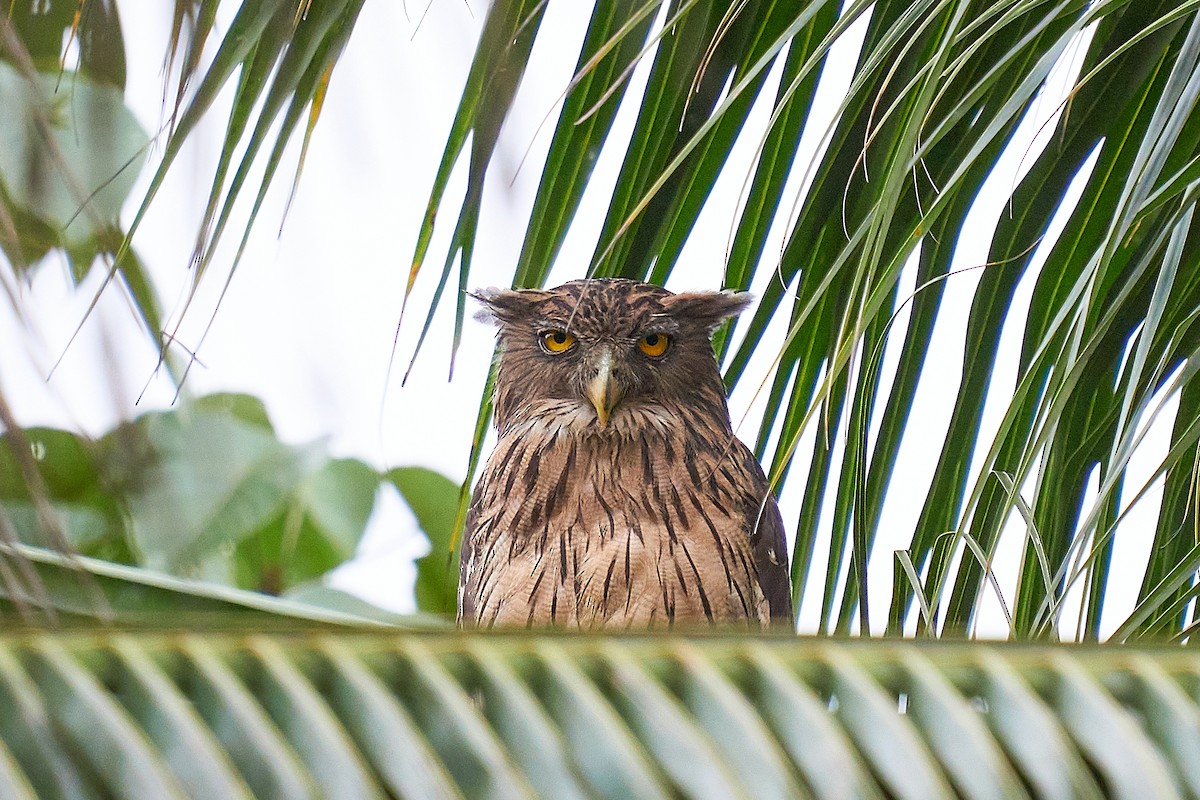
541, 330, 576, 353
638, 332, 669, 357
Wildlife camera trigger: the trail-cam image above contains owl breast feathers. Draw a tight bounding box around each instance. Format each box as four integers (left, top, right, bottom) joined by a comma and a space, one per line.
459, 278, 792, 629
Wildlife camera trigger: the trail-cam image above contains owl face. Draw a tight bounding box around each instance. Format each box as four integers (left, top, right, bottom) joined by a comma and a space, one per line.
474, 279, 750, 433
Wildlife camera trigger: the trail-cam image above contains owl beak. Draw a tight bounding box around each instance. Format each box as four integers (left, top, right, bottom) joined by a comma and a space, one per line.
585, 349, 624, 429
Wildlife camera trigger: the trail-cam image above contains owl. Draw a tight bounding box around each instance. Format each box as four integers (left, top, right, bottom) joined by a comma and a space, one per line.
459, 278, 792, 629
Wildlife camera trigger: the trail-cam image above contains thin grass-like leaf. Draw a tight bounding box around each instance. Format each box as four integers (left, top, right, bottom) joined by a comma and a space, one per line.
321, 642, 461, 800
389, 641, 537, 800
603, 651, 748, 799
669, 645, 803, 800
0, 647, 92, 799
1124, 655, 1200, 797
895, 550, 934, 635
992, 471, 1055, 605
532, 644, 670, 800
743, 645, 883, 800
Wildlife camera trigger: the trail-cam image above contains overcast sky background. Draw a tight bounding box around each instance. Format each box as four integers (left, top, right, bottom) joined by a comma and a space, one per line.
0, 1, 1175, 636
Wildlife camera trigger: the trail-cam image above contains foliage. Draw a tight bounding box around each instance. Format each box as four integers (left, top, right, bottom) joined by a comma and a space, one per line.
8, 2, 1200, 793
0, 2, 466, 624
0, 630, 1195, 798
391, 466, 461, 616
0, 0, 160, 335
0, 393, 458, 623
5, 0, 1200, 642
407, 0, 1200, 641
0, 0, 363, 348
0, 542, 440, 628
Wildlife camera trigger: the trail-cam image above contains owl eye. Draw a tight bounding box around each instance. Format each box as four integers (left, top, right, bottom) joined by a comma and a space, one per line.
638, 332, 669, 357
540, 329, 576, 353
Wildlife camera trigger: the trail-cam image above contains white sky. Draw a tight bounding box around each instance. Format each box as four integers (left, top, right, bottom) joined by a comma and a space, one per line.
0, 1, 1177, 638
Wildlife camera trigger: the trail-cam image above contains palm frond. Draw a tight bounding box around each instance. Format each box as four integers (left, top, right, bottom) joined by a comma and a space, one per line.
0, 632, 1195, 797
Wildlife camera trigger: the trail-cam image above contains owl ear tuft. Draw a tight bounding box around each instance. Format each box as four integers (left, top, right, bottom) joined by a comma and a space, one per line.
470, 288, 550, 326
662, 290, 753, 333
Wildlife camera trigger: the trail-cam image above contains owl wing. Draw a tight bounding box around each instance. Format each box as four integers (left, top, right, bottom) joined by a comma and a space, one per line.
753, 491, 794, 624
739, 446, 794, 625
457, 499, 481, 625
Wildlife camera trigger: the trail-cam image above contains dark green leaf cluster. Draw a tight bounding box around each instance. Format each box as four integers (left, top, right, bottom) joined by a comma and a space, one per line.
0, 5, 157, 338
0, 394, 460, 621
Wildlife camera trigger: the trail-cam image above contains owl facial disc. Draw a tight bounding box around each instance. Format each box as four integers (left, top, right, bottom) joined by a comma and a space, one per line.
584, 347, 624, 429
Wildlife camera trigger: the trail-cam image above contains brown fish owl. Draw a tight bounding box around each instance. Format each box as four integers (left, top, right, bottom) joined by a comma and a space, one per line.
459, 279, 792, 629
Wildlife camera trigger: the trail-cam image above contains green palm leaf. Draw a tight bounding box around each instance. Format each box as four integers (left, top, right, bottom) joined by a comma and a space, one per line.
396, 0, 1200, 640
8, 0, 1200, 644
0, 632, 1195, 798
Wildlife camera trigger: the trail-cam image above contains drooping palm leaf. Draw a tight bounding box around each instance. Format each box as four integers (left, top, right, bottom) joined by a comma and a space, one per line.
0, 541, 442, 628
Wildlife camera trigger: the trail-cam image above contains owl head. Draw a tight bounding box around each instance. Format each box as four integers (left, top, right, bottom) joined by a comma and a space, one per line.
473, 279, 751, 434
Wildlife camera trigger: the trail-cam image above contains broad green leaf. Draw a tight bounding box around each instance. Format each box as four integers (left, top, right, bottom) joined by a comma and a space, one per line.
389, 466, 462, 616
192, 394, 275, 432
300, 458, 379, 559
107, 409, 319, 573
284, 584, 448, 628
0, 428, 99, 502
0, 63, 147, 256
0, 427, 125, 556
233, 458, 378, 594
0, 502, 113, 552
6, 0, 126, 88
